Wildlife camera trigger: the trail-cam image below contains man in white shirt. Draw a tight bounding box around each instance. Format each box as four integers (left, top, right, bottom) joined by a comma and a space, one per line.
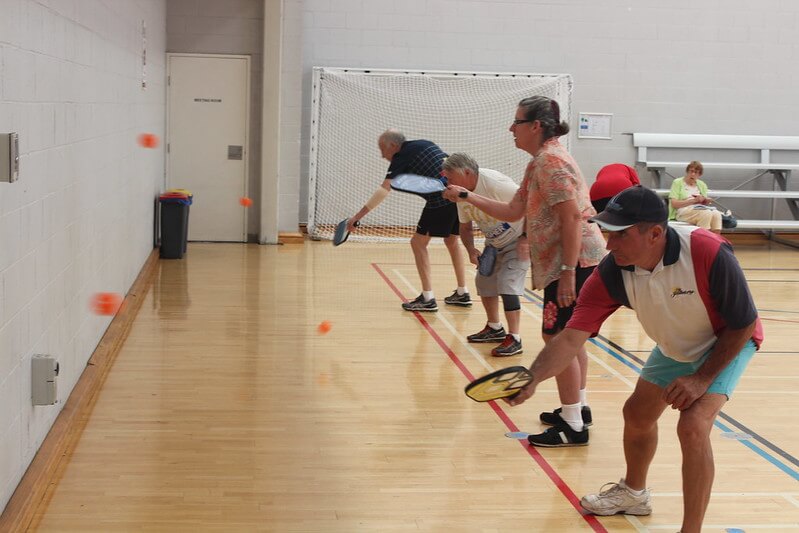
506, 186, 763, 532
441, 153, 530, 356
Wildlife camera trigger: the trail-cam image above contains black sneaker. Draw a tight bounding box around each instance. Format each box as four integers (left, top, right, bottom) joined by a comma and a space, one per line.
540, 406, 593, 427
491, 335, 523, 357
444, 290, 472, 306
401, 294, 438, 312
466, 324, 506, 343
527, 423, 589, 447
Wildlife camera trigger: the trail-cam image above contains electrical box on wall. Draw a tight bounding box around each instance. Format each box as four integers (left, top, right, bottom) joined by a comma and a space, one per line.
32, 354, 59, 406
0, 132, 20, 182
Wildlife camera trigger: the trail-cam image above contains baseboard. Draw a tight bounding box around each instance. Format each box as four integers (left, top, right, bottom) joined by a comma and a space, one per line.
278, 232, 305, 244
725, 232, 799, 245
0, 249, 160, 531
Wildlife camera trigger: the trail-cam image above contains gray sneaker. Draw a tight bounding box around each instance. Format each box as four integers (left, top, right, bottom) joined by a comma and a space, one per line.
444, 290, 472, 306
467, 324, 506, 343
491, 335, 523, 357
580, 480, 652, 516
402, 294, 438, 312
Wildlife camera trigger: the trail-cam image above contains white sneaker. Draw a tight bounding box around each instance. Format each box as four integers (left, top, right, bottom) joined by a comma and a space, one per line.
580, 479, 652, 516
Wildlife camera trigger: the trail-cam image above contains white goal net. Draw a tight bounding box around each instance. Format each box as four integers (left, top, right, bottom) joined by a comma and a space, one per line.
308, 67, 573, 242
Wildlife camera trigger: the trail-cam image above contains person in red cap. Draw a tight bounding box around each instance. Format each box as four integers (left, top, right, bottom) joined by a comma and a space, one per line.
589, 163, 640, 213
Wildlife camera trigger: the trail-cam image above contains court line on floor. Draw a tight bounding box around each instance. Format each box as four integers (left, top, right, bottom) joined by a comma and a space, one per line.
372, 263, 609, 533
523, 288, 799, 482
655, 491, 799, 508
378, 260, 797, 529
586, 317, 799, 471
516, 290, 799, 529
641, 523, 799, 530
389, 273, 493, 374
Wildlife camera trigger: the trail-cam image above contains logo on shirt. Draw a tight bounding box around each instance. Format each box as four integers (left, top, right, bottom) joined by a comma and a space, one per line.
671, 287, 695, 298
485, 222, 511, 239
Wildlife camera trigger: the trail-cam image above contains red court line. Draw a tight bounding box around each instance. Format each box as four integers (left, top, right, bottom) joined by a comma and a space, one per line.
371, 263, 608, 533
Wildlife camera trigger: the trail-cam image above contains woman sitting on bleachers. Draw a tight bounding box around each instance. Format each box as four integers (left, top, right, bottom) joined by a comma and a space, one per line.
668, 161, 722, 233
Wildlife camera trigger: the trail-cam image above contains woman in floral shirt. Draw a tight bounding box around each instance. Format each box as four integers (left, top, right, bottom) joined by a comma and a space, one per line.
444, 96, 606, 447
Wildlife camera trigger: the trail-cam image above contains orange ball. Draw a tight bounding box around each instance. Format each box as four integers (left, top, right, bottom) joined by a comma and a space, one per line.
137, 133, 159, 148
317, 320, 332, 334
91, 292, 123, 316
239, 197, 253, 207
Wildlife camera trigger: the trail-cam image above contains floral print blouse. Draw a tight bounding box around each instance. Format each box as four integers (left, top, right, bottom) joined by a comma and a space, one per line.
514, 138, 607, 289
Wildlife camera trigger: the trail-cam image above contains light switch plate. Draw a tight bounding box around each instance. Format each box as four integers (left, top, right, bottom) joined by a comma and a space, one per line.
0, 132, 19, 183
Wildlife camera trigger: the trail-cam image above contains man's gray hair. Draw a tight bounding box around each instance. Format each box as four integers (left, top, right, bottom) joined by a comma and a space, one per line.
379, 129, 406, 145
442, 152, 479, 175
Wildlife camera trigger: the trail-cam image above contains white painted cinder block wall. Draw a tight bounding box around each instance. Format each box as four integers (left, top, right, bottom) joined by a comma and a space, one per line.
290, 0, 799, 226
0, 0, 166, 511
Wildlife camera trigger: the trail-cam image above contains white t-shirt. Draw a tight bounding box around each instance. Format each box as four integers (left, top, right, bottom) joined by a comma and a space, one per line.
457, 168, 524, 249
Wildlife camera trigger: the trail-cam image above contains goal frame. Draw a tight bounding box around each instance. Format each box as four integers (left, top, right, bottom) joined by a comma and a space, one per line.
308, 67, 573, 241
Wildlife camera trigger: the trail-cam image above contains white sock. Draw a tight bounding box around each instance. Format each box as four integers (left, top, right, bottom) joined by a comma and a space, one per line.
560, 402, 584, 432
511, 333, 521, 341
580, 388, 588, 406
620, 478, 645, 495
457, 286, 468, 295
488, 322, 503, 330
423, 291, 434, 301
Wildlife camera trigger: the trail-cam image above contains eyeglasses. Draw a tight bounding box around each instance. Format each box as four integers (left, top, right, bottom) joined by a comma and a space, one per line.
512, 119, 535, 125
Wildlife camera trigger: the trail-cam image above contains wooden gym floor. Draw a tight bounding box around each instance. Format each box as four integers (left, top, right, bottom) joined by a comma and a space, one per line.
10, 239, 799, 531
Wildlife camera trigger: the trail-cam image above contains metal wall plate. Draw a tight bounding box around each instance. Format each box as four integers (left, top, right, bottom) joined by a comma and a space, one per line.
228, 145, 243, 160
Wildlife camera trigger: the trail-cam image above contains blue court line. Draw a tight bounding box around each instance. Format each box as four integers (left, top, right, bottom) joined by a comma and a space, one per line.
587, 337, 642, 374
594, 335, 799, 472
522, 288, 799, 482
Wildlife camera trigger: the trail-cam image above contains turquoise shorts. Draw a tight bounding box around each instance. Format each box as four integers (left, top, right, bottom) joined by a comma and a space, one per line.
641, 340, 756, 399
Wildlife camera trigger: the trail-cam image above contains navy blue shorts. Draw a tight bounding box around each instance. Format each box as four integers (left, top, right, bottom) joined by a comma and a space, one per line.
417, 202, 459, 237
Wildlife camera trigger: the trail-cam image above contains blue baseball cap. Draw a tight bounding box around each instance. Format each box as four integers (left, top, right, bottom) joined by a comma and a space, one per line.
589, 185, 668, 231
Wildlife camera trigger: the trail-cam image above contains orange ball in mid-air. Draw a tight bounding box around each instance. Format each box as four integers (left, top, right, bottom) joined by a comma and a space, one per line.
137, 133, 159, 148
239, 197, 253, 207
91, 292, 123, 316
317, 321, 332, 334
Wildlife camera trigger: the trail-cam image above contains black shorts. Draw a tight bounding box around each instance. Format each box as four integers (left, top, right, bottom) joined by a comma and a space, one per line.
541, 265, 595, 335
416, 202, 459, 237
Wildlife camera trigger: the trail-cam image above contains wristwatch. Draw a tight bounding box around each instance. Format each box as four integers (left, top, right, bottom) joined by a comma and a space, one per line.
560, 264, 577, 272
458, 191, 469, 199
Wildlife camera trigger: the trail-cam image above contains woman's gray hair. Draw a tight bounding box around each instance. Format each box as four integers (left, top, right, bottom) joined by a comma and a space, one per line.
442, 152, 479, 175
517, 96, 569, 139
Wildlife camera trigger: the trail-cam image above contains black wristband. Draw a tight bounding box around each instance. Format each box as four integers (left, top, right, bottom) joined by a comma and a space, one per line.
458, 191, 468, 199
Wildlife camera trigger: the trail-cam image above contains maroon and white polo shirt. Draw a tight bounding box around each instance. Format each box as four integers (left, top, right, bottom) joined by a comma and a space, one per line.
568, 225, 764, 362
